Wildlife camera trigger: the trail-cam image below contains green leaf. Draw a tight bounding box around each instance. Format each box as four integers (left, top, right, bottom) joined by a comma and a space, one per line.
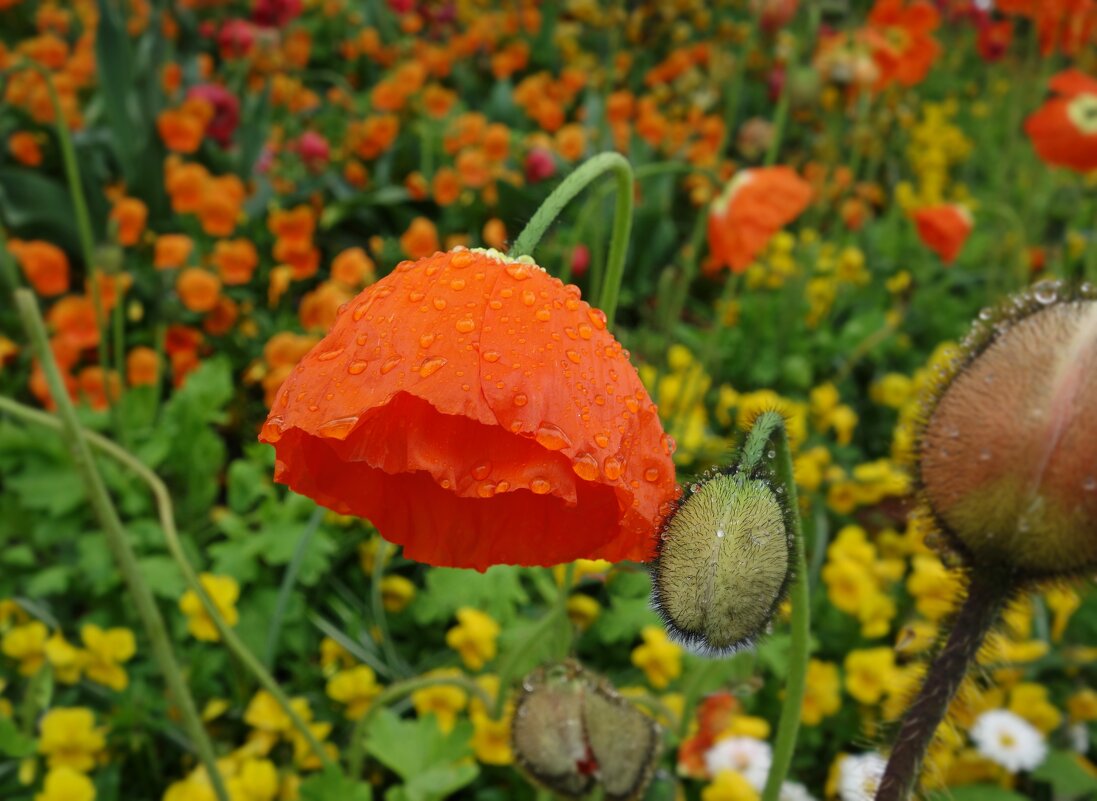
1030, 750, 1097, 798
4, 468, 86, 516
365, 710, 476, 788
0, 717, 36, 758
589, 595, 659, 645
0, 168, 81, 252
136, 556, 186, 600
95, 0, 140, 186
299, 768, 373, 801
412, 566, 528, 625
227, 459, 274, 513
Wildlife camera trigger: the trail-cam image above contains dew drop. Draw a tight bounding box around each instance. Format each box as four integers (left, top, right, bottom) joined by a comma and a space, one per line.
603, 457, 623, 480
767, 449, 776, 459
505, 263, 532, 280
419, 333, 436, 348
348, 360, 368, 375
577, 323, 593, 339
489, 299, 503, 310
572, 452, 599, 481
1033, 280, 1058, 305
690, 483, 701, 493
409, 290, 425, 302
587, 308, 607, 330
716, 528, 725, 539
566, 350, 581, 364
472, 462, 492, 480
482, 351, 501, 363
535, 308, 551, 322
521, 289, 537, 306
451, 251, 473, 269
456, 317, 476, 333
380, 356, 403, 374
594, 432, 610, 448
529, 478, 552, 495
644, 467, 660, 482
625, 397, 639, 413
419, 357, 447, 377
260, 418, 284, 442
433, 297, 447, 311
450, 278, 466, 291
535, 424, 572, 451
317, 416, 359, 439
514, 393, 528, 407
477, 483, 496, 498
495, 480, 510, 493
317, 347, 344, 361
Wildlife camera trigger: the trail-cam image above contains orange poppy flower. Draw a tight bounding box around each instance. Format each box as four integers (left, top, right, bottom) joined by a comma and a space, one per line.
212, 239, 259, 285
154, 234, 194, 269
268, 205, 315, 243
707, 167, 813, 272
260, 248, 679, 570
8, 239, 69, 296
177, 268, 222, 312
1024, 69, 1097, 173
912, 204, 973, 264
8, 131, 43, 166
866, 0, 940, 89
331, 248, 376, 288
48, 296, 100, 351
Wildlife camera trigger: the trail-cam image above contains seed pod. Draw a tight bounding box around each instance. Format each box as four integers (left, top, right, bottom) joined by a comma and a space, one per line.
511, 661, 662, 801
919, 281, 1097, 579
652, 474, 791, 655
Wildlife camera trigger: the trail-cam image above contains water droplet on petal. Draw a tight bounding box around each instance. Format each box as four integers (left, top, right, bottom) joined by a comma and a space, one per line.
644, 467, 660, 482
594, 432, 610, 448
432, 297, 447, 311
603, 457, 622, 480
348, 360, 368, 375
472, 462, 492, 480
456, 317, 476, 333
506, 263, 532, 280
572, 452, 599, 481
535, 424, 572, 451
419, 333, 436, 349
1033, 280, 1059, 305
381, 356, 403, 374
566, 350, 581, 364
450, 278, 466, 291
482, 351, 501, 363
317, 347, 344, 361
260, 418, 284, 442
419, 357, 447, 377
529, 478, 552, 495
514, 393, 528, 407
535, 308, 551, 322
317, 416, 359, 439
587, 308, 607, 330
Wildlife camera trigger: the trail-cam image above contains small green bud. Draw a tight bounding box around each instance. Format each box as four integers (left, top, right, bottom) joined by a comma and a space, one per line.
652, 474, 791, 655
511, 661, 662, 801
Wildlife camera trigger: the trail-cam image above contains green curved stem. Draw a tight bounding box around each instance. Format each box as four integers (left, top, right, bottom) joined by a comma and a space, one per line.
758, 417, 810, 801
0, 383, 335, 770
11, 290, 230, 801
346, 674, 495, 776
510, 152, 634, 328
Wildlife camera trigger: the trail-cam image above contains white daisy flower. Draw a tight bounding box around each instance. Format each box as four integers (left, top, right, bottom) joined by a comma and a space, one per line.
839, 752, 887, 801
704, 736, 773, 790
970, 709, 1048, 773
1068, 722, 1089, 754
780, 780, 818, 801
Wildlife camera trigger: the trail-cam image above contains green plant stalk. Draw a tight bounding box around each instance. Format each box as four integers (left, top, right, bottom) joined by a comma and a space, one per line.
346, 674, 495, 777
0, 389, 334, 770
742, 413, 810, 801
0, 227, 23, 293
11, 289, 230, 801
264, 507, 325, 669
25, 61, 124, 433
509, 152, 634, 328
371, 538, 409, 677
763, 88, 791, 168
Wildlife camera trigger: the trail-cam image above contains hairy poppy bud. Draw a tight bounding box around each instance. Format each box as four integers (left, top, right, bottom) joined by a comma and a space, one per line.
652, 473, 791, 655
919, 281, 1097, 579
512, 661, 662, 801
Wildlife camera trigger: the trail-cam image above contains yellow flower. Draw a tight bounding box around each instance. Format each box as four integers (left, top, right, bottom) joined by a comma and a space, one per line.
290, 719, 337, 771
44, 633, 86, 684
1068, 688, 1097, 723
821, 558, 874, 616
2, 621, 48, 675
227, 759, 279, 801
326, 666, 381, 720
244, 691, 313, 741
445, 608, 500, 671
566, 594, 600, 631
38, 708, 105, 772
358, 536, 392, 575
701, 770, 759, 801
163, 771, 218, 801
827, 405, 858, 445
411, 668, 467, 733
35, 767, 96, 801
1044, 586, 1081, 642
0, 599, 28, 626
631, 626, 682, 690
894, 621, 938, 657
844, 648, 896, 705
81, 625, 135, 691
179, 574, 239, 642
1008, 683, 1061, 734
379, 575, 416, 613
801, 660, 841, 726
906, 556, 962, 622
870, 373, 913, 408
319, 637, 355, 673
471, 706, 513, 765
809, 383, 840, 425
554, 559, 613, 585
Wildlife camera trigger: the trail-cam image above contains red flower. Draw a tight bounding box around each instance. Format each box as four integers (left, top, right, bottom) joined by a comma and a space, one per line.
677, 693, 740, 778
707, 167, 813, 272
186, 84, 239, 148
912, 204, 973, 264
865, 0, 941, 89
252, 0, 301, 28
260, 248, 679, 570
976, 18, 1013, 62
1024, 69, 1097, 173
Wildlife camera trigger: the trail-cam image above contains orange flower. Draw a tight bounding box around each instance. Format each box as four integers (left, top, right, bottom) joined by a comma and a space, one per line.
154, 234, 194, 269
156, 98, 212, 153
8, 131, 43, 166
177, 268, 221, 312
196, 174, 246, 237
432, 167, 461, 206
77, 366, 121, 411
126, 346, 160, 387
482, 218, 507, 251
299, 281, 352, 332
268, 206, 315, 243
555, 124, 586, 162
1024, 69, 1097, 173
400, 217, 440, 259
331, 248, 376, 288
866, 0, 940, 89
9, 239, 69, 296
212, 239, 259, 285
48, 296, 100, 351
165, 160, 210, 214
273, 238, 320, 280
912, 204, 973, 264
260, 248, 679, 570
110, 197, 148, 246
677, 693, 740, 778
707, 167, 813, 272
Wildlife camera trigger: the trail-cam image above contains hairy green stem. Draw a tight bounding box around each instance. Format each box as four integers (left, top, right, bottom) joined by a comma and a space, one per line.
510, 152, 634, 327
0, 388, 334, 770
11, 290, 230, 801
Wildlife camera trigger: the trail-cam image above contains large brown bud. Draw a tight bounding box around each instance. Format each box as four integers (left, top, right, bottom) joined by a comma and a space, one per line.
919, 281, 1097, 578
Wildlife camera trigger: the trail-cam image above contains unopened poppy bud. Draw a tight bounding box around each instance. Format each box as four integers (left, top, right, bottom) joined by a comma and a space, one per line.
652, 474, 791, 655
919, 281, 1097, 578
512, 660, 662, 801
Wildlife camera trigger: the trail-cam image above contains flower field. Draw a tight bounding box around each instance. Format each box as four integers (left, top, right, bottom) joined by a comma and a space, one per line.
1, 1, 1096, 801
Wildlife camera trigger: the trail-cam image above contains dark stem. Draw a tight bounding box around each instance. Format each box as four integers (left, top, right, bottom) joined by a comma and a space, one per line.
875, 566, 1014, 801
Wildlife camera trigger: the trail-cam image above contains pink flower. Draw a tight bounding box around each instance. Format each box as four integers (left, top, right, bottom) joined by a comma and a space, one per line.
252, 0, 302, 27
296, 131, 330, 171
571, 245, 590, 279
186, 84, 239, 148
524, 147, 556, 183
218, 19, 256, 59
